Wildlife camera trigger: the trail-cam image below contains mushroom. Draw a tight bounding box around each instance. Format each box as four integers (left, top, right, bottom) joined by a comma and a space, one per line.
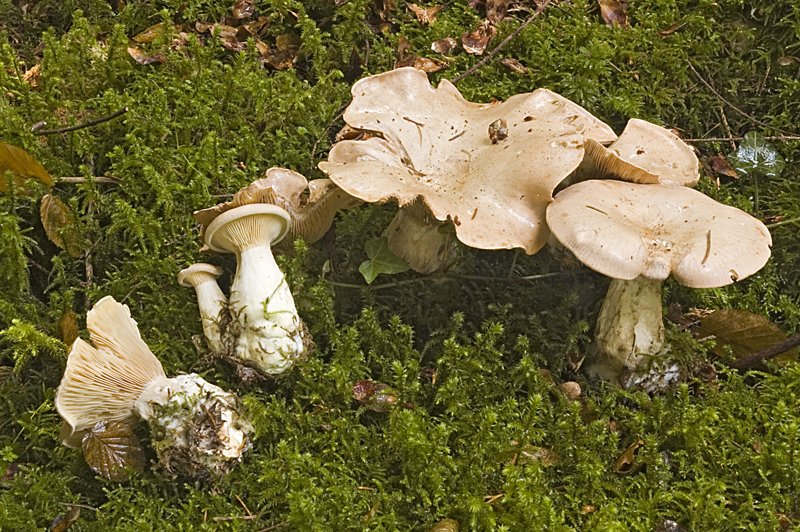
319, 67, 617, 272
546, 180, 772, 382
572, 119, 700, 187
55, 296, 252, 478
177, 263, 228, 354
200, 202, 305, 374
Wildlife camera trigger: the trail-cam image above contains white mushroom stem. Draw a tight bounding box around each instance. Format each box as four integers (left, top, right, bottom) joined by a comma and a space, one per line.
204, 204, 305, 374
591, 276, 665, 380
178, 264, 227, 354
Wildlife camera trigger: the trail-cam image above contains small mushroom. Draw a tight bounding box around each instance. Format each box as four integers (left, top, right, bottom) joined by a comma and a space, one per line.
178, 263, 228, 354
202, 203, 305, 375
55, 296, 252, 478
546, 180, 771, 382
319, 67, 617, 271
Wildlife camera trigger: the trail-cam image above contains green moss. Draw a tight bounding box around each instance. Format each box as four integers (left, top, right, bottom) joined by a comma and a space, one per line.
4, 0, 800, 529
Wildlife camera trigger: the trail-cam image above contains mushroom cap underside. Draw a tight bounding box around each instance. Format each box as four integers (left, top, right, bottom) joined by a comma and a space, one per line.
177, 263, 224, 287
204, 204, 291, 253
546, 180, 771, 288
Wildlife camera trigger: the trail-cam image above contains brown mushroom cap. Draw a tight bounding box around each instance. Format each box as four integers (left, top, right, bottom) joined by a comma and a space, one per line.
177, 263, 224, 288
55, 296, 166, 443
577, 119, 699, 186
194, 168, 360, 251
204, 204, 290, 254
546, 180, 771, 288
319, 67, 617, 254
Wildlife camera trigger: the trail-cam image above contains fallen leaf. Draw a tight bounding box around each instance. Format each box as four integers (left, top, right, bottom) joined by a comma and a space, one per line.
462, 21, 496, 55
556, 381, 581, 402
275, 33, 302, 52
598, 0, 628, 29
0, 142, 54, 193
778, 56, 800, 66
580, 505, 596, 514
242, 16, 270, 36
195, 21, 215, 32
41, 194, 82, 257
127, 47, 166, 65
396, 36, 448, 73
658, 21, 684, 36
407, 3, 443, 25
82, 420, 145, 482
22, 64, 41, 90
133, 23, 168, 43
708, 154, 739, 179
429, 518, 459, 532
431, 37, 458, 54
486, 0, 510, 24
516, 444, 559, 466
232, 0, 255, 18
213, 24, 249, 52
353, 381, 399, 412
696, 309, 798, 364
499, 57, 527, 74
614, 436, 643, 474
58, 310, 79, 346
49, 505, 80, 532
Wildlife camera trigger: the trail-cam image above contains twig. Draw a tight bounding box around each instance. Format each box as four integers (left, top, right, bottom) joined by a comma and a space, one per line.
451, 0, 552, 84
255, 522, 287, 532
325, 269, 593, 290
729, 334, 800, 370
211, 515, 257, 522
717, 105, 736, 152
310, 102, 349, 165
687, 61, 800, 137
59, 176, 120, 184
683, 136, 800, 142
57, 502, 99, 511
767, 217, 800, 229
32, 107, 128, 135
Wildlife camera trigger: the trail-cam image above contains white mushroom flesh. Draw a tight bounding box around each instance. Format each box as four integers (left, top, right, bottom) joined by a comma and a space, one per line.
178, 265, 228, 354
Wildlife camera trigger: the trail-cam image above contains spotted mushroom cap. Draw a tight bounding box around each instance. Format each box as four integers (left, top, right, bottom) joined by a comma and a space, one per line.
577, 119, 700, 186
194, 168, 359, 252
546, 180, 772, 288
319, 67, 617, 254
55, 296, 166, 445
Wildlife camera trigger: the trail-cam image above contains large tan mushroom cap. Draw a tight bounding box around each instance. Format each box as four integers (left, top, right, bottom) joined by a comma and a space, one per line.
194, 168, 360, 251
577, 119, 699, 186
319, 67, 617, 254
55, 296, 166, 444
546, 180, 772, 288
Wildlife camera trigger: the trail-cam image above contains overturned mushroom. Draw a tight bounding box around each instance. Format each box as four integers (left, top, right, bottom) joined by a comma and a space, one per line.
178, 263, 228, 354
546, 180, 771, 382
55, 296, 252, 479
319, 67, 617, 272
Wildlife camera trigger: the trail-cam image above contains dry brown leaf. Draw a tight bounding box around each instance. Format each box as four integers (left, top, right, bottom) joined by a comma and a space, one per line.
396, 35, 448, 72
260, 49, 297, 70
82, 420, 145, 482
499, 57, 527, 74
0, 142, 53, 193
486, 0, 511, 24
58, 310, 79, 346
242, 16, 270, 36
127, 47, 166, 65
133, 23, 168, 43
598, 0, 628, 29
232, 0, 255, 18
696, 309, 798, 364
50, 505, 80, 532
462, 21, 496, 55
658, 21, 684, 37
429, 518, 459, 532
276, 33, 302, 52
708, 154, 739, 179
214, 24, 249, 52
431, 37, 458, 54
22, 64, 41, 90
407, 3, 443, 25
195, 21, 215, 32
614, 436, 643, 474
41, 194, 82, 257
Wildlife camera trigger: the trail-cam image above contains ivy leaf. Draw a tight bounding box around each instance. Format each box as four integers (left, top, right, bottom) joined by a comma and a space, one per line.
82, 420, 145, 482
0, 142, 53, 194
729, 131, 785, 179
359, 236, 410, 283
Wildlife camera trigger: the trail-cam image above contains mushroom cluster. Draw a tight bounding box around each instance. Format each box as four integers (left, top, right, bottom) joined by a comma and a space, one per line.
55, 296, 252, 479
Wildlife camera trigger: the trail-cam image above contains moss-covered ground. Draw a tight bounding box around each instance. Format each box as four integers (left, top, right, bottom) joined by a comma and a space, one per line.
3, 0, 800, 529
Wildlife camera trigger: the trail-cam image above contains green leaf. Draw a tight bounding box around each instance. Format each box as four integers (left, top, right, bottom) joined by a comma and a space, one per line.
729, 131, 785, 179
0, 142, 53, 193
359, 236, 410, 284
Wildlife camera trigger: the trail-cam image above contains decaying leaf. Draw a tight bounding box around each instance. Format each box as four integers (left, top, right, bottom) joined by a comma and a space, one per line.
598, 0, 628, 29
133, 23, 167, 43
429, 519, 459, 532
396, 36, 448, 73
499, 57, 527, 74
431, 37, 458, 55
50, 505, 80, 532
729, 131, 785, 179
241, 16, 270, 36
359, 236, 410, 283
486, 0, 511, 24
658, 21, 685, 37
127, 47, 166, 65
232, 0, 255, 18
708, 154, 738, 179
82, 420, 145, 482
22, 64, 41, 90
614, 436, 644, 474
58, 310, 79, 346
353, 380, 398, 412
462, 21, 496, 55
41, 194, 82, 257
0, 142, 54, 193
516, 443, 559, 466
696, 309, 798, 364
408, 3, 443, 25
